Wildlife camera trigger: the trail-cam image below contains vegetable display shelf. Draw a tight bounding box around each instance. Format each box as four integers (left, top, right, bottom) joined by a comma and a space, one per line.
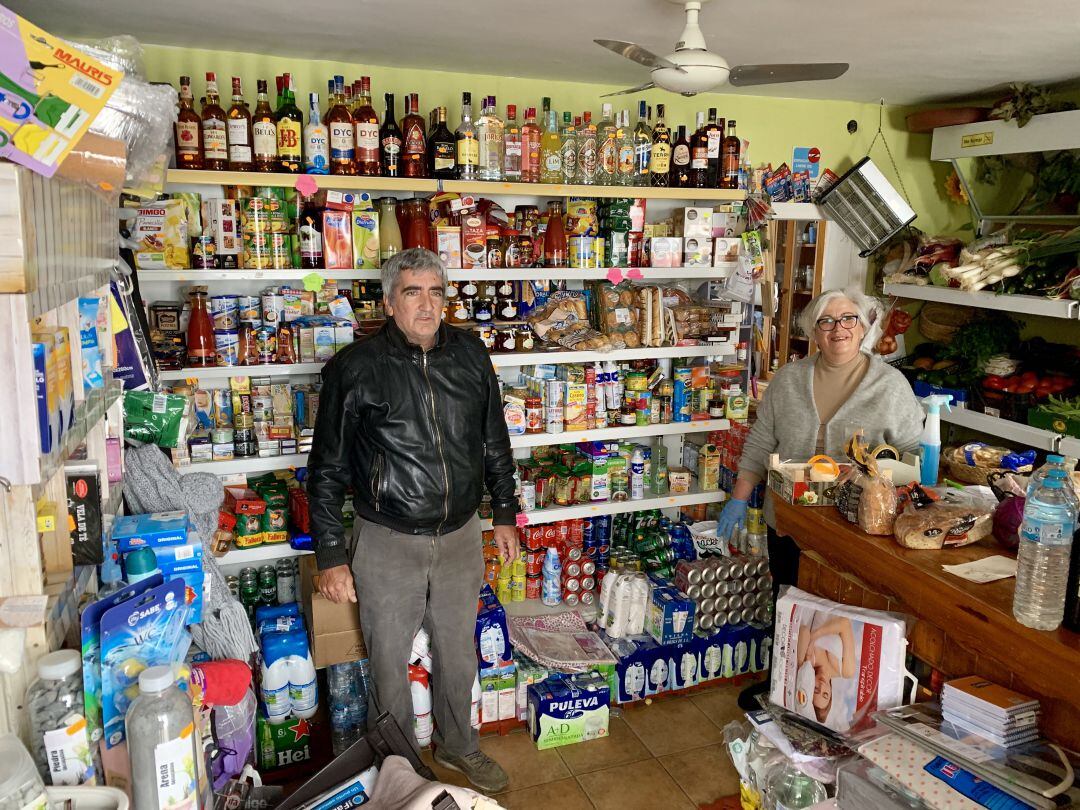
480, 486, 727, 530
883, 283, 1079, 320
937, 405, 1067, 453
166, 169, 748, 202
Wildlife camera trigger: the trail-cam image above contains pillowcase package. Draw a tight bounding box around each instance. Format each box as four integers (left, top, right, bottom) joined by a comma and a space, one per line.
770, 587, 912, 735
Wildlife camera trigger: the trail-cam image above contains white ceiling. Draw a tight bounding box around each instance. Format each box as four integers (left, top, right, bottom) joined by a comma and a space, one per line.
13, 0, 1080, 104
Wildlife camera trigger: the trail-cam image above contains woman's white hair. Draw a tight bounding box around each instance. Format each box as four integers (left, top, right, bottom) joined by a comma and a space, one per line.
797, 286, 882, 338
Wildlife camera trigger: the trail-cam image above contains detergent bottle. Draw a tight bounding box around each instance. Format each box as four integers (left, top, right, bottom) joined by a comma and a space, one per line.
919, 394, 953, 487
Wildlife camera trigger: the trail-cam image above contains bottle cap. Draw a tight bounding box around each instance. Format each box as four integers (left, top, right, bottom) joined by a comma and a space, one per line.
1048, 454, 1065, 464
139, 665, 178, 694
37, 649, 81, 681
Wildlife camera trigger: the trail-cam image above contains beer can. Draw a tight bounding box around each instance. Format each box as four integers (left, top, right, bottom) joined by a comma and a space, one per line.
756, 574, 773, 592
581, 576, 596, 592
685, 583, 702, 600
564, 592, 580, 607
700, 582, 716, 599
726, 609, 742, 626
754, 606, 772, 625
740, 607, 757, 625
678, 563, 702, 585
698, 597, 715, 615
564, 577, 581, 593
258, 569, 277, 605
713, 595, 729, 612
701, 564, 718, 584
698, 613, 714, 631
565, 562, 581, 579
742, 577, 757, 593
239, 566, 258, 582
746, 507, 766, 535
579, 590, 595, 606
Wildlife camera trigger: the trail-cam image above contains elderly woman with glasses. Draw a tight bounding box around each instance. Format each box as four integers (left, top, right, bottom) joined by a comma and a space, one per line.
718, 286, 923, 591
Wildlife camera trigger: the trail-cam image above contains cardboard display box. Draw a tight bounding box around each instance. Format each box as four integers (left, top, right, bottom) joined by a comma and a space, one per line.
300, 555, 367, 668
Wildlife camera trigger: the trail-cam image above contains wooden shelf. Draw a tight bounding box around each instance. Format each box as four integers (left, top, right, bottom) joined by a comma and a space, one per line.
883, 282, 1079, 320
167, 169, 747, 201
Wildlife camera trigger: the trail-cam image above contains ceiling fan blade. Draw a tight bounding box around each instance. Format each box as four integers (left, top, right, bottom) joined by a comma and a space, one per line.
594, 39, 686, 73
601, 82, 657, 98
728, 63, 849, 87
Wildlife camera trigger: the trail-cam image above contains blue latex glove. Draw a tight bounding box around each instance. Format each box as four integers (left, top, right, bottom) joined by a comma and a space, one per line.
717, 498, 748, 540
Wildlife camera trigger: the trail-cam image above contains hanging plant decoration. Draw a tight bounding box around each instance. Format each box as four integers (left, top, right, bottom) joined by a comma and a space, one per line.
989, 82, 1075, 128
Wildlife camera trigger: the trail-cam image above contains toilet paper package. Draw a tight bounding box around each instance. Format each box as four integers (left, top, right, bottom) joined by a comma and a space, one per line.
527, 671, 610, 750
770, 586, 910, 736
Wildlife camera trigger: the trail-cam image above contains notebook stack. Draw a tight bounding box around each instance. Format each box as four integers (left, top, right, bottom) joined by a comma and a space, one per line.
941, 676, 1040, 747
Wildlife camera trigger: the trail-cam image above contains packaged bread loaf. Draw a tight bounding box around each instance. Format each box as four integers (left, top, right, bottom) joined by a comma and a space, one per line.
589, 282, 640, 349
893, 502, 992, 549
529, 291, 612, 352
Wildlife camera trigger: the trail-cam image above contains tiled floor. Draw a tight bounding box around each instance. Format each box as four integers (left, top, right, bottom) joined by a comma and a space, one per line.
420, 679, 756, 809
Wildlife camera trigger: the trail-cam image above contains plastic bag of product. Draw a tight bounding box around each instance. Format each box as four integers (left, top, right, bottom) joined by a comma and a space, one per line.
770, 586, 913, 736
857, 466, 897, 536
589, 282, 640, 349
724, 250, 757, 303
529, 291, 613, 352
893, 501, 993, 550
123, 389, 189, 448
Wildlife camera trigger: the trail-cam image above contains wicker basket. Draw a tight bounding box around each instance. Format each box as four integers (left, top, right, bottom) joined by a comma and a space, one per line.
942, 455, 1007, 486
919, 302, 974, 343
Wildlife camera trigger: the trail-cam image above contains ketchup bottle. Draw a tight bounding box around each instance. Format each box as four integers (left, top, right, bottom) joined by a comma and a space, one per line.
186, 288, 216, 367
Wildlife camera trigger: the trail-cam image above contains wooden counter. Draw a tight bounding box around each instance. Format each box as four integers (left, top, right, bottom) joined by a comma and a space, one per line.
773, 498, 1080, 750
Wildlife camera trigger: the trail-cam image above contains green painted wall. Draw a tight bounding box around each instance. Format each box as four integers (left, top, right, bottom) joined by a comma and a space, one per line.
141, 44, 959, 237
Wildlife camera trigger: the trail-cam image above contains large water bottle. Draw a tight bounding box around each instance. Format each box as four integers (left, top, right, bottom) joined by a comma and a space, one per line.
1028, 455, 1077, 501
1013, 471, 1077, 631
327, 662, 358, 756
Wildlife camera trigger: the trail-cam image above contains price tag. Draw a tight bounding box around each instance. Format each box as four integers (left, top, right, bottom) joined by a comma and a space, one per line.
626, 267, 644, 280
302, 272, 325, 292
605, 267, 625, 284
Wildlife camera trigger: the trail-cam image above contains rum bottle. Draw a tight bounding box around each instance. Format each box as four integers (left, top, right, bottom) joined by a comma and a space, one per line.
455, 92, 479, 180
671, 125, 691, 188
429, 106, 456, 179
401, 92, 428, 178
520, 106, 541, 183
705, 107, 725, 187
559, 111, 577, 184
276, 73, 303, 174
303, 93, 329, 175
327, 75, 356, 175
200, 72, 228, 171
226, 77, 252, 171
632, 100, 652, 186
380, 93, 403, 177
173, 75, 203, 169
503, 104, 522, 181
353, 76, 381, 176
539, 105, 563, 184
616, 110, 635, 186
721, 119, 741, 189
649, 103, 671, 187
689, 111, 708, 188
251, 79, 278, 172
576, 110, 597, 185
596, 102, 618, 185
477, 95, 504, 181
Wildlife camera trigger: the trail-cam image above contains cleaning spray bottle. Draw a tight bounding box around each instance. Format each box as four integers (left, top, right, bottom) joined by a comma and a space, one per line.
919, 394, 954, 487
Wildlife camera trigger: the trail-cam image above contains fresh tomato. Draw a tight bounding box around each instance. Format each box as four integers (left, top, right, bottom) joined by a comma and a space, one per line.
1020, 371, 1038, 385
983, 375, 1007, 391
1036, 383, 1054, 398
1014, 382, 1036, 395
1051, 376, 1073, 392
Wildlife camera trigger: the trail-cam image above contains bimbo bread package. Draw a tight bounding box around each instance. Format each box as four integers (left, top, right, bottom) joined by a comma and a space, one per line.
770, 587, 913, 735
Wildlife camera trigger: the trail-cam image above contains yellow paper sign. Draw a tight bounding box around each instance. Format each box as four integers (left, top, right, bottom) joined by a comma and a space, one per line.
960, 132, 994, 149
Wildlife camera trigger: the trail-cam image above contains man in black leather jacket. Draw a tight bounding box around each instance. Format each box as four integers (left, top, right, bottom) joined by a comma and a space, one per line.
307, 248, 519, 792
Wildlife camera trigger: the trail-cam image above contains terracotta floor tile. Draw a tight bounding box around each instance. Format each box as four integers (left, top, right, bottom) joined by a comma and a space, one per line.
621, 696, 724, 757
578, 759, 694, 810
497, 776, 595, 809
691, 680, 757, 730
659, 743, 741, 806
481, 729, 571, 790
556, 716, 652, 775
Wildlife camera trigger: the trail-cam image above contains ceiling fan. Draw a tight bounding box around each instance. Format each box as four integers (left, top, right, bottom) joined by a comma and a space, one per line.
596, 0, 849, 97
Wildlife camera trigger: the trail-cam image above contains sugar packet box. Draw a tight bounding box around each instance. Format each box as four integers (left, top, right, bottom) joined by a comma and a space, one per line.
528, 672, 610, 750
111, 510, 190, 553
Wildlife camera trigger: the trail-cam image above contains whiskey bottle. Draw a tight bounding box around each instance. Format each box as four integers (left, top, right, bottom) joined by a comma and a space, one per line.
327, 75, 356, 175
380, 93, 403, 177
303, 92, 329, 175
276, 73, 303, 174
721, 119, 741, 189
251, 79, 278, 172
173, 75, 203, 169
705, 107, 725, 187
689, 111, 708, 188
226, 76, 253, 172
401, 92, 428, 178
429, 106, 456, 179
671, 125, 691, 188
455, 92, 479, 181
200, 72, 228, 171
649, 103, 671, 187
353, 77, 380, 176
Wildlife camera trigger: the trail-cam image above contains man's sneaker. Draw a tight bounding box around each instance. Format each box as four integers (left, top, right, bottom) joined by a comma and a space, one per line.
433, 748, 509, 793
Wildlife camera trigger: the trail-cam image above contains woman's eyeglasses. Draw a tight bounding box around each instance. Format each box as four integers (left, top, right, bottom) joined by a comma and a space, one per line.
815, 314, 860, 332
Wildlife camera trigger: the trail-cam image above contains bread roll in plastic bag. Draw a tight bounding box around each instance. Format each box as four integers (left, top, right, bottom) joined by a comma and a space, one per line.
893, 502, 992, 550
857, 472, 897, 536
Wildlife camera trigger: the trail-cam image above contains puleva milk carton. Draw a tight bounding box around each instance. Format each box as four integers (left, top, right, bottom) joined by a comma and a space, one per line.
528, 671, 609, 750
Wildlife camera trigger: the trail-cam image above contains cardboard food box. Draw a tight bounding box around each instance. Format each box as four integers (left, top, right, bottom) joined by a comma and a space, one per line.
300, 556, 367, 668
766, 454, 849, 506
675, 206, 714, 239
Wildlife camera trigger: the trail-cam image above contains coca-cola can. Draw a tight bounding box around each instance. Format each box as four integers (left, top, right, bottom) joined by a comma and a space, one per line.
580, 590, 595, 605
564, 592, 580, 607
582, 560, 596, 576
570, 519, 584, 545
542, 524, 558, 544
565, 562, 581, 578
564, 577, 581, 593
526, 575, 542, 600
700, 582, 716, 599
581, 576, 596, 592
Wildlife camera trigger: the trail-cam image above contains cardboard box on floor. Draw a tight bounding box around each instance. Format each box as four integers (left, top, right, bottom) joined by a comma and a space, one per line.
300, 555, 367, 668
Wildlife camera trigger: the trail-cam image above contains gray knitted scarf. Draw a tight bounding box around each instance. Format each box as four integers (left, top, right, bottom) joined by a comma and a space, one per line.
123, 445, 258, 660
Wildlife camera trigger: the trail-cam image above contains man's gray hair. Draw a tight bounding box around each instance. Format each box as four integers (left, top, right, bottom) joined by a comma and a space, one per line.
797, 285, 881, 337
381, 247, 447, 300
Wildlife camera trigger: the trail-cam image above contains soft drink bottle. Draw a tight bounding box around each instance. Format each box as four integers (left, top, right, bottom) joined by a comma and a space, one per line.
1013, 470, 1077, 630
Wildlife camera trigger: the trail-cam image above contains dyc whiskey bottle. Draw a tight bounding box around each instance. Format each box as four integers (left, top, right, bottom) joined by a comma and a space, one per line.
353, 77, 381, 176
327, 75, 356, 175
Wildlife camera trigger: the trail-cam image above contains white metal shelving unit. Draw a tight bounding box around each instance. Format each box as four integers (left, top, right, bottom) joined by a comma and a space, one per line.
491, 344, 734, 367
159, 362, 325, 381
215, 544, 312, 567
138, 266, 732, 283
883, 283, 1079, 320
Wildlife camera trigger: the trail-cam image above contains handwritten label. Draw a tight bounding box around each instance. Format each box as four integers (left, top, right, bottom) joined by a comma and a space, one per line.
515, 513, 529, 528
960, 133, 994, 149
626, 267, 644, 280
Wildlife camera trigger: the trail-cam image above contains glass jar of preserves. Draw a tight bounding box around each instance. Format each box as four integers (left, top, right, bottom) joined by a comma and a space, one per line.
473, 297, 494, 323
477, 324, 496, 350
496, 295, 519, 322
504, 229, 523, 269
494, 327, 517, 352
619, 402, 637, 425
447, 293, 472, 324
515, 324, 535, 352
486, 228, 504, 268
460, 278, 479, 301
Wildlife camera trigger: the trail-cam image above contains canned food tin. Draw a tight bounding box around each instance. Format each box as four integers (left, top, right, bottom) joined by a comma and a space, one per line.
564, 592, 580, 607
210, 295, 239, 330
261, 293, 285, 326
545, 379, 565, 405
564, 577, 580, 593
565, 562, 581, 578
211, 427, 234, 445
581, 576, 595, 592
253, 325, 277, 363
568, 235, 598, 268
520, 481, 536, 511
544, 406, 564, 433
214, 329, 239, 366
236, 295, 261, 325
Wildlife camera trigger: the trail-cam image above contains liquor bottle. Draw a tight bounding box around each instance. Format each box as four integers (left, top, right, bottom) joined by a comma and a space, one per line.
616, 110, 635, 187
576, 110, 597, 185
200, 72, 228, 171
299, 195, 325, 269
455, 92, 479, 180
303, 93, 329, 175
353, 76, 381, 176
477, 95, 504, 181
540, 105, 563, 184
596, 102, 618, 185
401, 92, 428, 178
173, 75, 203, 169
705, 107, 725, 187
721, 119, 741, 189
226, 77, 253, 171
502, 104, 522, 181
559, 111, 577, 185
520, 106, 541, 183
649, 104, 671, 186
689, 111, 708, 188
671, 125, 691, 188
429, 106, 456, 179
251, 79, 278, 172
633, 100, 651, 186
276, 73, 303, 174
327, 75, 356, 175
380, 93, 403, 178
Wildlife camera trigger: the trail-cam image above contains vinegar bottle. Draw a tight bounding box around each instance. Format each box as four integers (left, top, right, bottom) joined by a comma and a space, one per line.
186, 288, 215, 367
